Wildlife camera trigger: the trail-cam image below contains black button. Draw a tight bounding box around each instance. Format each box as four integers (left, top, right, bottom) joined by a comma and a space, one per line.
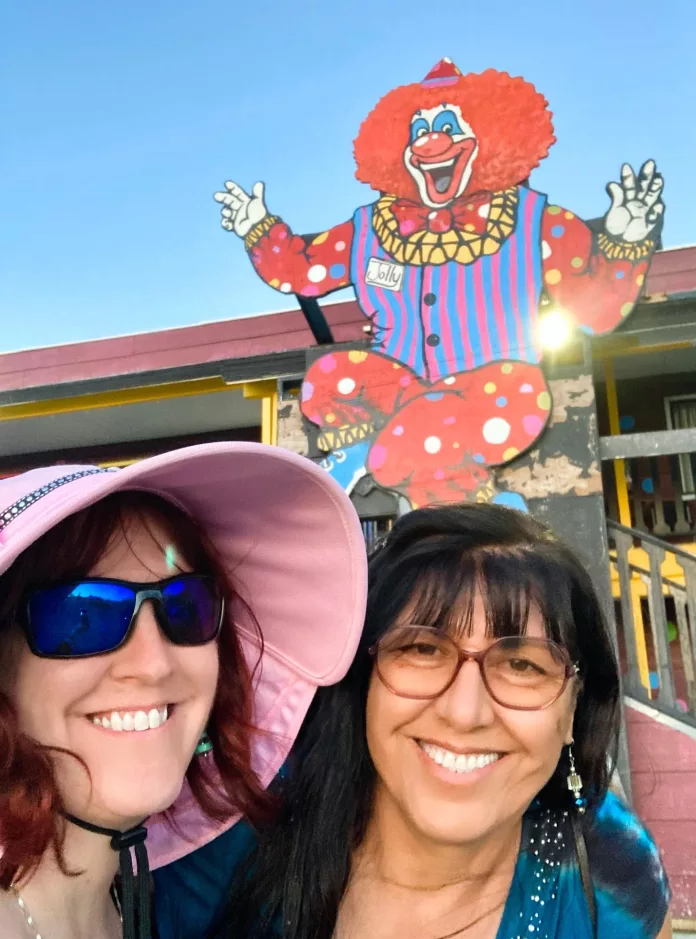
426, 334, 440, 347
424, 292, 437, 306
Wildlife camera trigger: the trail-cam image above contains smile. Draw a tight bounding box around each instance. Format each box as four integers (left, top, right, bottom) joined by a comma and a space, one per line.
421, 158, 458, 194
418, 741, 502, 774
89, 705, 170, 732
409, 137, 477, 206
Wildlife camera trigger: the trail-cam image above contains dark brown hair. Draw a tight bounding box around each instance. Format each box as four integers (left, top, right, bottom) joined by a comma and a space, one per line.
220, 503, 621, 939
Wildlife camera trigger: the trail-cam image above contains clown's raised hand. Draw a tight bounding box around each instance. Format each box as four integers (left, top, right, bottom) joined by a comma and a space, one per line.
604, 160, 664, 243
214, 180, 268, 238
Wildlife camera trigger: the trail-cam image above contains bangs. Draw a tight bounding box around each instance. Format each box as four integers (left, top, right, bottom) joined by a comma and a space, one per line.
398, 545, 578, 651
365, 504, 620, 812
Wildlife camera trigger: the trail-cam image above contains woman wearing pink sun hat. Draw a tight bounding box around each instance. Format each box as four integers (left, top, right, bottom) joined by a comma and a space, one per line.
0, 442, 367, 939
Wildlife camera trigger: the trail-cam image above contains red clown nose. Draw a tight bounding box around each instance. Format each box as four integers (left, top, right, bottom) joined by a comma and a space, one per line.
421, 57, 463, 87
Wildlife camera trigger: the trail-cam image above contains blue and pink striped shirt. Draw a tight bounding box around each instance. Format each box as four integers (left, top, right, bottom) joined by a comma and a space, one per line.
351, 186, 547, 382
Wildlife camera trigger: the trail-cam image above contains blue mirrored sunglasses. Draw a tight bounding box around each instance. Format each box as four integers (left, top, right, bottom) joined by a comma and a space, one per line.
22, 574, 224, 659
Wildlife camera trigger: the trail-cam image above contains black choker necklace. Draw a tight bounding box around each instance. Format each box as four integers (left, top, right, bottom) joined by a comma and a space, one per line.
63, 813, 151, 939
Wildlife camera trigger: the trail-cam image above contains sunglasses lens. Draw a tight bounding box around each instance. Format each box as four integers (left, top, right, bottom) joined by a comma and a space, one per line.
160, 577, 221, 645
28, 582, 135, 656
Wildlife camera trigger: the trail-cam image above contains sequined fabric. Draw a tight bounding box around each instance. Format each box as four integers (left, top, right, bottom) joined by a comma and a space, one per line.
498, 792, 670, 939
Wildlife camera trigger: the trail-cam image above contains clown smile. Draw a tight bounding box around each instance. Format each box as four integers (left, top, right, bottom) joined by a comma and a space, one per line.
422, 158, 458, 194
409, 137, 478, 206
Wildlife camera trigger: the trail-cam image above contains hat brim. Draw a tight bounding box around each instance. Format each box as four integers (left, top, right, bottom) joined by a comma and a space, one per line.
0, 442, 367, 866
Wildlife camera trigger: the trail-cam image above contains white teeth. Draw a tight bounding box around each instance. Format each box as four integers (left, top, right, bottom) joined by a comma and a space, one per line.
122, 712, 135, 731
420, 742, 501, 774
133, 711, 149, 731
148, 708, 161, 729
423, 158, 455, 169
454, 754, 468, 772
90, 706, 171, 732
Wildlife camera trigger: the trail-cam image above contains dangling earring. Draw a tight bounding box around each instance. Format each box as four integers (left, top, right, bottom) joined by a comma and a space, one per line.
194, 731, 213, 757
567, 743, 586, 814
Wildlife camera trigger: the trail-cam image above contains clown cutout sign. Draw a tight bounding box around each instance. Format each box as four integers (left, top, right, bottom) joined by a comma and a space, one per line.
215, 59, 664, 509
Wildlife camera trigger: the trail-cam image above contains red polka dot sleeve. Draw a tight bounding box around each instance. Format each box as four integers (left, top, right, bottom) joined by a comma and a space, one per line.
245, 218, 354, 299
540, 206, 651, 335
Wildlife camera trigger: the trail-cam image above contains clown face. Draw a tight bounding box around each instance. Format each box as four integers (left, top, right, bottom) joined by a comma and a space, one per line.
404, 103, 478, 208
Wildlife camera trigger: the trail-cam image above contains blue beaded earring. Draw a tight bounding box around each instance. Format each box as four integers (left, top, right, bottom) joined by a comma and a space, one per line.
194, 731, 213, 757
567, 744, 586, 814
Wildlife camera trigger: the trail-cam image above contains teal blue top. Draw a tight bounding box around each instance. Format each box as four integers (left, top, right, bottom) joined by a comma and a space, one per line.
153, 791, 669, 939
497, 793, 669, 938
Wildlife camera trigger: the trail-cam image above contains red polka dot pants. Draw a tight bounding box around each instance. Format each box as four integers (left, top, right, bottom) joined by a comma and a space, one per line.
301, 351, 551, 508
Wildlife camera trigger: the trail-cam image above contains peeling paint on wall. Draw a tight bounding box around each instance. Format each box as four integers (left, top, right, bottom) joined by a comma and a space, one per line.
548, 375, 595, 423
277, 400, 309, 456
493, 374, 600, 499
497, 455, 602, 498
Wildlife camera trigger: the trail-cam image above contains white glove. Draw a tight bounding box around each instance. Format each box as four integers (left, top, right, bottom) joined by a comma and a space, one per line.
213, 180, 269, 238
604, 160, 664, 243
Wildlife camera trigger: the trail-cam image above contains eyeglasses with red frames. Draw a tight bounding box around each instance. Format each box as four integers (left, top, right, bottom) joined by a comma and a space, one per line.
369, 626, 579, 711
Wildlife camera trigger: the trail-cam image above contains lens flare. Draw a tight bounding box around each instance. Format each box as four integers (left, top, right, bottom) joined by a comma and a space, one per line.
538, 309, 573, 351
165, 544, 178, 571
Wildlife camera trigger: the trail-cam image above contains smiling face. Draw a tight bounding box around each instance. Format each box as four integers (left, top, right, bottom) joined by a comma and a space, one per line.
365, 591, 576, 848
0, 511, 219, 830
404, 103, 479, 207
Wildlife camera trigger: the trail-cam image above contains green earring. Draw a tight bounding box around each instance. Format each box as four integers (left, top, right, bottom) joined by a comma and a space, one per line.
194, 731, 213, 757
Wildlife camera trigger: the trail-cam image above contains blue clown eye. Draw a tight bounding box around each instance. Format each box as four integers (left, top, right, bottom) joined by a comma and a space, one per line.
432, 109, 463, 135
410, 117, 430, 143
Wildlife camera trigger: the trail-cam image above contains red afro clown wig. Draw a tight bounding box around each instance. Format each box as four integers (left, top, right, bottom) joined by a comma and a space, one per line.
353, 64, 556, 200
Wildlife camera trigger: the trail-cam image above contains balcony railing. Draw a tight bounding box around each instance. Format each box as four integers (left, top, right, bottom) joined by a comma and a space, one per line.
607, 519, 696, 724
601, 429, 696, 538
361, 516, 394, 554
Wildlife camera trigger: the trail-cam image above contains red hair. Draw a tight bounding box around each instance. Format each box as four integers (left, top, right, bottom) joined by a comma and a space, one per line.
353, 69, 555, 199
0, 490, 275, 887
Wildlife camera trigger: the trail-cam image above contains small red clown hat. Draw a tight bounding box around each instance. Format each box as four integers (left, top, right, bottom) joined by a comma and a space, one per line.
421, 57, 463, 87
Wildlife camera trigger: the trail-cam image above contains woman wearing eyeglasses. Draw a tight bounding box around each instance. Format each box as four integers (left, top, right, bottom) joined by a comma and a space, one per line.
214, 502, 671, 939
0, 444, 366, 939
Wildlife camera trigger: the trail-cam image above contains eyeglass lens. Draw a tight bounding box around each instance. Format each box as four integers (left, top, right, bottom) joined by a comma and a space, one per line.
376, 627, 569, 708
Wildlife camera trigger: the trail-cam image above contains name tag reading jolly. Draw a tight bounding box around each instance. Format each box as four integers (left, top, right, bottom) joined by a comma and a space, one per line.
365, 257, 405, 292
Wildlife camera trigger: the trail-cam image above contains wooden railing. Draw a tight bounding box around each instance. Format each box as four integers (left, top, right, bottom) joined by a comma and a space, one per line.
607, 519, 696, 723
601, 429, 696, 538
361, 516, 394, 554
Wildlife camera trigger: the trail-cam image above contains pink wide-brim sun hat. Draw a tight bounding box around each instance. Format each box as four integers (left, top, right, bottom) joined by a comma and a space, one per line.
0, 442, 367, 868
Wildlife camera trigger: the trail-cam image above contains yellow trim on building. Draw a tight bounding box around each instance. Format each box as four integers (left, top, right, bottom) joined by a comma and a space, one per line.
243, 380, 278, 445
0, 376, 243, 421
603, 358, 632, 528
271, 388, 278, 445
98, 458, 140, 469
0, 375, 281, 450
594, 338, 694, 359
241, 380, 278, 399
610, 544, 696, 596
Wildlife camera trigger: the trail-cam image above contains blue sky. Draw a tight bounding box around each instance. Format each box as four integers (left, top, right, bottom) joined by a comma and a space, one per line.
1, 0, 694, 352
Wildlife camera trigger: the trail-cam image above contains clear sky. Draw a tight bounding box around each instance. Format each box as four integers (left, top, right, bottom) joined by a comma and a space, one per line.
1, 0, 694, 353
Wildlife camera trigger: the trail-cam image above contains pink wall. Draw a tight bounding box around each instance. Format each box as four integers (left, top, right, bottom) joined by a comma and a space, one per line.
627, 700, 696, 920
